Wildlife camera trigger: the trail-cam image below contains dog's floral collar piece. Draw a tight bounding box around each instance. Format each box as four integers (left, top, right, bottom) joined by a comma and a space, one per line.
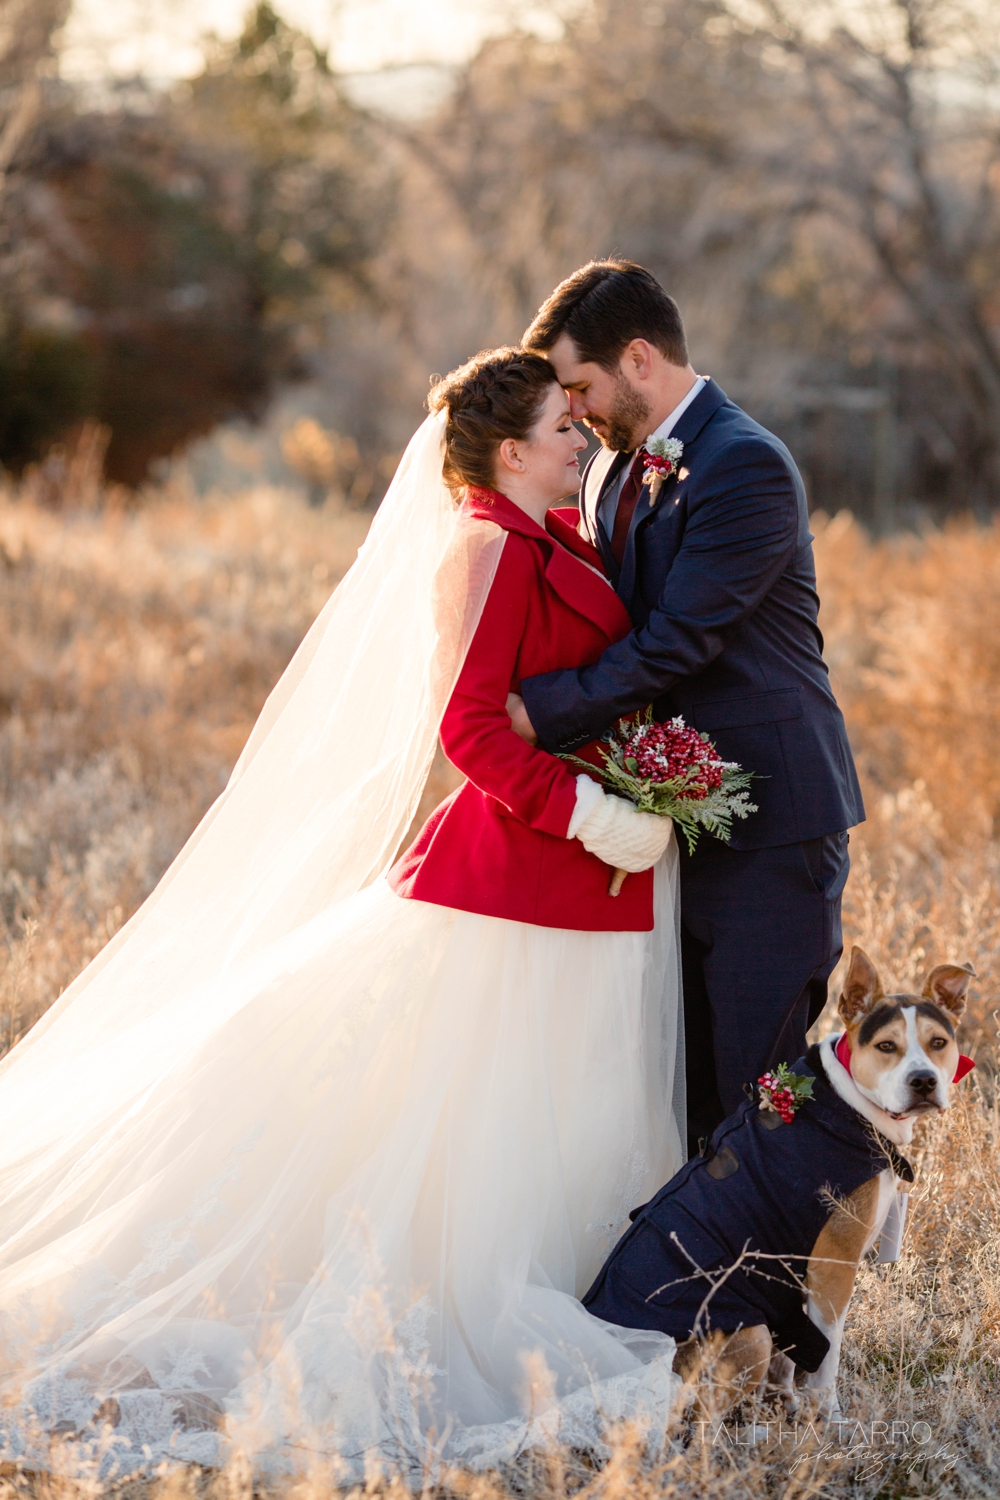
834, 1031, 975, 1084
758, 1063, 814, 1123
640, 437, 684, 504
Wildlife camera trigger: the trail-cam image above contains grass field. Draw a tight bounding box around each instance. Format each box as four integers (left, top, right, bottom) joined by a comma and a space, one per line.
1, 480, 998, 1497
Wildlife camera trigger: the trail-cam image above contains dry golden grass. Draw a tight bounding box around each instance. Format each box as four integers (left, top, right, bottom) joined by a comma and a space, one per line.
0, 481, 368, 1053
0, 490, 998, 1497
815, 510, 1000, 1062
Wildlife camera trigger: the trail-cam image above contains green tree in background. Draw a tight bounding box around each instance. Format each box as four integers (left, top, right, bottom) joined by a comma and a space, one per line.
0, 3, 385, 484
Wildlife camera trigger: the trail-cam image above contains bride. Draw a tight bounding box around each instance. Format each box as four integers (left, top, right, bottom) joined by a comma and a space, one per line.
0, 348, 684, 1478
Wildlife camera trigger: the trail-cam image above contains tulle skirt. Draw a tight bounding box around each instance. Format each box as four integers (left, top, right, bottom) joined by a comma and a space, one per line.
0, 845, 684, 1478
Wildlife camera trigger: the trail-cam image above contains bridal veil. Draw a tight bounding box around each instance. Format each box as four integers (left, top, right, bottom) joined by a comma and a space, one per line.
0, 414, 503, 1187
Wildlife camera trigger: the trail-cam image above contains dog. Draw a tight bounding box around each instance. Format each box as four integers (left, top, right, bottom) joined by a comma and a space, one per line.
583, 947, 975, 1416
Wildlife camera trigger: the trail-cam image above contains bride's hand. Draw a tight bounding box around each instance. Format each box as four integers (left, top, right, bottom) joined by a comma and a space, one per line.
506, 692, 538, 745
572, 789, 674, 873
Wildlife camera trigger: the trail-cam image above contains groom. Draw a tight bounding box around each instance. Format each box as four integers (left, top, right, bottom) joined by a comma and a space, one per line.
509, 259, 865, 1157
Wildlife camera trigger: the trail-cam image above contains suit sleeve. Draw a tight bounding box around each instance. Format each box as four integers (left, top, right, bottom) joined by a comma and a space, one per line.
440, 536, 581, 837
521, 439, 799, 752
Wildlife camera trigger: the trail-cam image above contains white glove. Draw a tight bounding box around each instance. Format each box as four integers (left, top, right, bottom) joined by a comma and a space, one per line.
568, 776, 674, 872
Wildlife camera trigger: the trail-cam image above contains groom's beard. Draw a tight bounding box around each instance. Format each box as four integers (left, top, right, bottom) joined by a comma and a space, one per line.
590, 372, 652, 452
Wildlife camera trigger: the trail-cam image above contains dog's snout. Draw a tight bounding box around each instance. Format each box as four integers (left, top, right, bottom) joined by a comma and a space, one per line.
907, 1071, 938, 1097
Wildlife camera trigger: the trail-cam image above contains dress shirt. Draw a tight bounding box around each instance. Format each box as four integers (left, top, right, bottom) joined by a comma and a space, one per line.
598, 376, 706, 537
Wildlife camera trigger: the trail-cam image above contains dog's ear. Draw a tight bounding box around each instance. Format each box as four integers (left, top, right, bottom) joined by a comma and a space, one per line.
839, 947, 883, 1025
922, 962, 976, 1022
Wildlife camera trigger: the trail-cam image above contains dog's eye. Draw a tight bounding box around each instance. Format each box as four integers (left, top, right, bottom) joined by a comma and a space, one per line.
930, 1036, 948, 1049
876, 1040, 896, 1053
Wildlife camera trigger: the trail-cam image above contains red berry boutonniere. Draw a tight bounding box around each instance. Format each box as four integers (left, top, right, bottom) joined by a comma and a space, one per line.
640, 437, 684, 505
758, 1063, 814, 1124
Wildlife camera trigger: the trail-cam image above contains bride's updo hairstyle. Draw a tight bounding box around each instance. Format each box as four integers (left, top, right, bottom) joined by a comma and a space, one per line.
428, 346, 558, 493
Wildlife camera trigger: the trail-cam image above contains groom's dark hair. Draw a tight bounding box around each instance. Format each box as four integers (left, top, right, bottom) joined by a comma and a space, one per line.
523, 259, 688, 371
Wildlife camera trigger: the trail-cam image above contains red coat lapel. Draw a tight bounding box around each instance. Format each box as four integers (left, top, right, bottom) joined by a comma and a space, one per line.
542, 520, 630, 643
545, 506, 604, 570
463, 487, 631, 643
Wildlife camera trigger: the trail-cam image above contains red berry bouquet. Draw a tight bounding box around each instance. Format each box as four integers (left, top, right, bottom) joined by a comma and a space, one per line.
562, 709, 757, 894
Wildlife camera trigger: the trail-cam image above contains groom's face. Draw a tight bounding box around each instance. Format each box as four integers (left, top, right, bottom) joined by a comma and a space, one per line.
546, 335, 652, 452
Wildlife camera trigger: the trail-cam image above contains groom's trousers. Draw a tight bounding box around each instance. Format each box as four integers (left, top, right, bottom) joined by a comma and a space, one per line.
679, 830, 850, 1158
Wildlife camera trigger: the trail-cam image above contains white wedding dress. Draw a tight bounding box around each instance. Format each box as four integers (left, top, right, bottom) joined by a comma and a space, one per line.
0, 417, 684, 1480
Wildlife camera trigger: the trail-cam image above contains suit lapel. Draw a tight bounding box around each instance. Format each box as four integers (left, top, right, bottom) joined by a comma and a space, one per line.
671, 377, 728, 447
580, 447, 627, 577
616, 379, 731, 608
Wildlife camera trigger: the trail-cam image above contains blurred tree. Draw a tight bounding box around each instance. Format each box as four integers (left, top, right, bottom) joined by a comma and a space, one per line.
186, 2, 380, 313
387, 0, 795, 371
0, 0, 67, 200
0, 3, 387, 485
3, 0, 998, 517
380, 0, 1000, 519
281, 416, 363, 505
0, 0, 89, 469
750, 0, 1000, 512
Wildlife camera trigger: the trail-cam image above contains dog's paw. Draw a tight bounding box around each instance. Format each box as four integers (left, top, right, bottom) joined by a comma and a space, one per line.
765, 1384, 800, 1417
811, 1388, 842, 1422
765, 1350, 799, 1416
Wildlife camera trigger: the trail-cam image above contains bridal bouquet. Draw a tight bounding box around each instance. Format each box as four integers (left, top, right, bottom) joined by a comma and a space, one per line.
563, 710, 757, 893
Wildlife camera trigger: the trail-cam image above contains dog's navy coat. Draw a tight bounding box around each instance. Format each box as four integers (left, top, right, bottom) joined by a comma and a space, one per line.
582, 1049, 913, 1372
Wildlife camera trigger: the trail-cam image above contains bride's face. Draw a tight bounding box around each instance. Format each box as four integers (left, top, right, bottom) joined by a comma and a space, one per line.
495, 385, 588, 514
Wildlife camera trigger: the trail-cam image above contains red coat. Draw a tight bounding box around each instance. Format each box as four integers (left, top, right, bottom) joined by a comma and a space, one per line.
388, 487, 655, 931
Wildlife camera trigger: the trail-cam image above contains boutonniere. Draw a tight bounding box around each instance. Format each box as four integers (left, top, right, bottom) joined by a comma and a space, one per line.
758, 1063, 814, 1124
640, 437, 684, 506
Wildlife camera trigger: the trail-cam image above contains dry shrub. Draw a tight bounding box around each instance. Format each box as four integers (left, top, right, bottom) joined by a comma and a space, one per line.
2, 494, 1000, 1497
0, 481, 367, 1054
812, 510, 1000, 1063
815, 511, 1000, 838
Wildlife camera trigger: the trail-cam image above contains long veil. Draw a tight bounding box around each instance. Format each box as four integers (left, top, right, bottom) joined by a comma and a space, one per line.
0, 413, 504, 1239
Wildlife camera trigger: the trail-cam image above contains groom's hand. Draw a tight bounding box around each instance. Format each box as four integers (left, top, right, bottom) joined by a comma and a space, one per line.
506, 693, 538, 745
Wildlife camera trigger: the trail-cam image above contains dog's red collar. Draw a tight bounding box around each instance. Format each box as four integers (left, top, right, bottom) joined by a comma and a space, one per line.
835, 1031, 975, 1084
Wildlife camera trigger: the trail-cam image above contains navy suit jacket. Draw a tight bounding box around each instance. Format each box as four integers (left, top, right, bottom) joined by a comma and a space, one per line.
521, 380, 865, 849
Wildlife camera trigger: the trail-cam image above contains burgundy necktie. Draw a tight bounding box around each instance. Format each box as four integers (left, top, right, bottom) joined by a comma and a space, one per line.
609, 452, 646, 567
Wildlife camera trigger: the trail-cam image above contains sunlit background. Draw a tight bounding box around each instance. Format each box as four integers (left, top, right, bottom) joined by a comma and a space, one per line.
61, 0, 557, 81
3, 0, 999, 521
